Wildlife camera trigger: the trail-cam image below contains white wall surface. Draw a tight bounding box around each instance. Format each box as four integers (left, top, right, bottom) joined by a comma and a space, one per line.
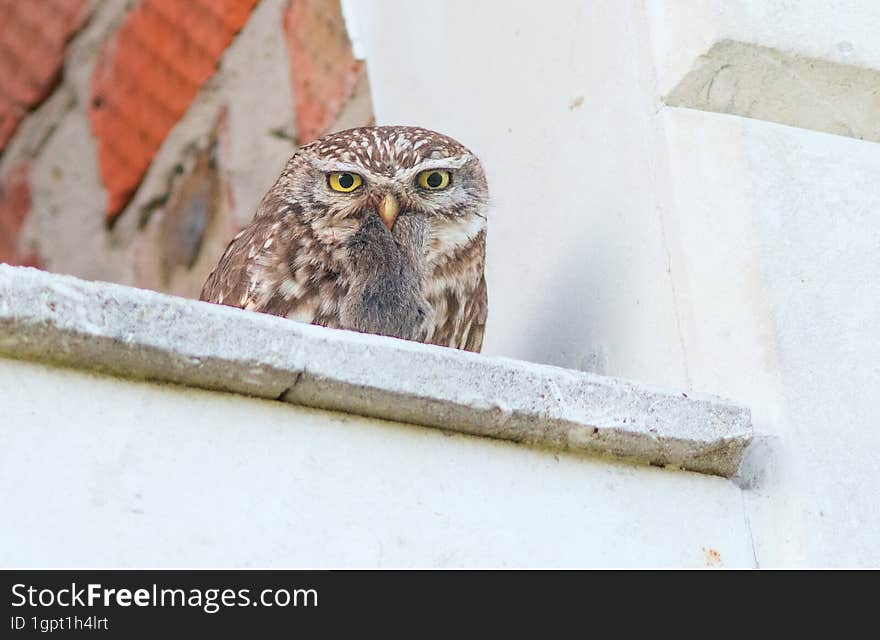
345, 0, 688, 384
646, 0, 880, 94
663, 110, 880, 565
344, 0, 880, 565
0, 358, 754, 568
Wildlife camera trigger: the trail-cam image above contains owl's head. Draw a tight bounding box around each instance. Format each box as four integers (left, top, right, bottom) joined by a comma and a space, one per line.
275, 126, 488, 257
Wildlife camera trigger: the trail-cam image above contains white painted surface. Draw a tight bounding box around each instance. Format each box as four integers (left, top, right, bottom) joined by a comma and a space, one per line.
663, 110, 880, 565
348, 0, 687, 384
0, 358, 753, 568
344, 0, 880, 565
646, 0, 880, 95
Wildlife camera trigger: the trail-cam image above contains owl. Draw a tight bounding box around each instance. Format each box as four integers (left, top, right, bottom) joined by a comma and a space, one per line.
200, 126, 489, 352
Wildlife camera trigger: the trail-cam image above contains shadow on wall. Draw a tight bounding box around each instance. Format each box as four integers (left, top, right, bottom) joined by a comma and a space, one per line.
515, 226, 621, 375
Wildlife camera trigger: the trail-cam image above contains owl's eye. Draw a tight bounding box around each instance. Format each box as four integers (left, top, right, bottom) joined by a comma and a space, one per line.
417, 169, 451, 190
328, 172, 363, 192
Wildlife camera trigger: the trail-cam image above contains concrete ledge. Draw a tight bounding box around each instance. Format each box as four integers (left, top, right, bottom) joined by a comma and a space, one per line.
0, 264, 751, 476
665, 40, 880, 143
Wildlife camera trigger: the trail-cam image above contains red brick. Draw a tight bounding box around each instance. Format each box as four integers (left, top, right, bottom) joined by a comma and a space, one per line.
285, 0, 362, 144
0, 162, 40, 267
89, 0, 258, 222
0, 0, 87, 150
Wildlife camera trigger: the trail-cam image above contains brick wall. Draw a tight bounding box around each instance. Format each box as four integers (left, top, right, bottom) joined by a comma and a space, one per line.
0, 0, 88, 149
0, 0, 373, 297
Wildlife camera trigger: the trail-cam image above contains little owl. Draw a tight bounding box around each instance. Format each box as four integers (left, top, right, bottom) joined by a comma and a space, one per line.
200, 126, 488, 352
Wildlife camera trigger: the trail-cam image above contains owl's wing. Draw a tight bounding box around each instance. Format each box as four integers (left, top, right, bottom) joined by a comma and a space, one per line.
200, 219, 301, 317
460, 273, 488, 353
201, 225, 256, 307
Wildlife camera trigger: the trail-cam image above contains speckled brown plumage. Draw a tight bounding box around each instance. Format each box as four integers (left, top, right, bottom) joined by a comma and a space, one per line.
201, 126, 489, 351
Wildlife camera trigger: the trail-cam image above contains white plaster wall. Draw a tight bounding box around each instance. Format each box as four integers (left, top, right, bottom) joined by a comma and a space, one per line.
344, 0, 688, 385
344, 0, 880, 565
645, 0, 880, 95
662, 111, 880, 565
0, 358, 754, 568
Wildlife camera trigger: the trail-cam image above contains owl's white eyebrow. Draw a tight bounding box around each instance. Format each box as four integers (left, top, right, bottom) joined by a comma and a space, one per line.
308, 158, 365, 174
411, 156, 472, 172
307, 154, 472, 177
394, 156, 472, 181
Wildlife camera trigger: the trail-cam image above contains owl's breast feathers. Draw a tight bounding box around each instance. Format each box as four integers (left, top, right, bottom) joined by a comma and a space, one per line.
200, 211, 487, 352
423, 227, 487, 352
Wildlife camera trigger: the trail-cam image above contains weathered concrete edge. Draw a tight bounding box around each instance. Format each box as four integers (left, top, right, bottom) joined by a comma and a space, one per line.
0, 265, 752, 476
664, 39, 880, 144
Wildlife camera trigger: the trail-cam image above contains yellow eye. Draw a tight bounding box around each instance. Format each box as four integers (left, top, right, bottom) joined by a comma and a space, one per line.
417, 169, 451, 190
328, 172, 363, 192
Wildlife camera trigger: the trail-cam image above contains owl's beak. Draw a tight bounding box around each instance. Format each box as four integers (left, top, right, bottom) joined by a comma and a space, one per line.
378, 193, 399, 230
